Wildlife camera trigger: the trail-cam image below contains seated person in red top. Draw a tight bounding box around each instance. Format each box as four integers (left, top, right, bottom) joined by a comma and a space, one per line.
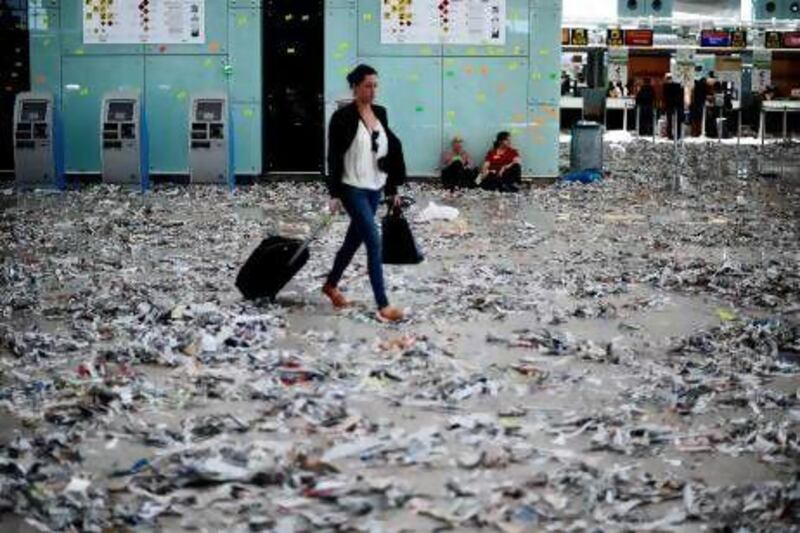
478, 131, 521, 192
440, 136, 478, 191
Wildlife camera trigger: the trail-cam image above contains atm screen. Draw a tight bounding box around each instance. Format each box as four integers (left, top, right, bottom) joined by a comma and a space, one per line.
108, 101, 135, 122
197, 101, 223, 122
21, 101, 47, 122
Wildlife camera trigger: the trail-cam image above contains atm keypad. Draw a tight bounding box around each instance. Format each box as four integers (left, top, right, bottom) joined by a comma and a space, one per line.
121, 123, 136, 140
33, 123, 48, 139
210, 123, 224, 139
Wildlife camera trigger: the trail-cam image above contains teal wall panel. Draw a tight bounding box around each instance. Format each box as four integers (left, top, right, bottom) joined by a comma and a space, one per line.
62, 56, 145, 172
230, 0, 263, 7
29, 7, 62, 97
443, 57, 529, 172
528, 7, 562, 106
325, 0, 356, 9
325, 7, 358, 104
361, 56, 443, 176
145, 56, 229, 173
144, 0, 229, 55
357, 0, 443, 57
232, 103, 262, 174
522, 102, 559, 176
61, 0, 144, 56
30, 0, 561, 177
228, 6, 262, 103
443, 0, 528, 57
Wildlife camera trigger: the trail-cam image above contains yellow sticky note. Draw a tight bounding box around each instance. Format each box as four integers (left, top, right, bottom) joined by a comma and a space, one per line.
363, 12, 373, 22
476, 92, 487, 103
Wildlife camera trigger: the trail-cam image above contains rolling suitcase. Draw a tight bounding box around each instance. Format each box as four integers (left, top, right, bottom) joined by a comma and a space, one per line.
236, 214, 332, 300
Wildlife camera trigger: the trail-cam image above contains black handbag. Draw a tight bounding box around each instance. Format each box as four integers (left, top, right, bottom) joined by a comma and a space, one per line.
382, 206, 424, 265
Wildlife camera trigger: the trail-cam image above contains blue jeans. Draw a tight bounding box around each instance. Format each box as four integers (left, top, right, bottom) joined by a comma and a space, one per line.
326, 185, 388, 309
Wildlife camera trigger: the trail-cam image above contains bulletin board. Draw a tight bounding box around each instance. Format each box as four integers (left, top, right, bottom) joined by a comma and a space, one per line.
83, 0, 206, 44
381, 0, 506, 45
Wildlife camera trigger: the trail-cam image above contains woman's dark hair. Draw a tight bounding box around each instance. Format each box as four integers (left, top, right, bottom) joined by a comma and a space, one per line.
347, 64, 378, 89
493, 131, 510, 150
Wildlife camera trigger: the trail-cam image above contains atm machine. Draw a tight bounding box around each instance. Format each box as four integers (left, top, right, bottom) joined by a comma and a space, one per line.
101, 91, 148, 188
13, 92, 64, 188
188, 92, 233, 186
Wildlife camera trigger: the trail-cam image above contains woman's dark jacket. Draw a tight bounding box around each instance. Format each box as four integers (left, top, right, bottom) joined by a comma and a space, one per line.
327, 102, 406, 199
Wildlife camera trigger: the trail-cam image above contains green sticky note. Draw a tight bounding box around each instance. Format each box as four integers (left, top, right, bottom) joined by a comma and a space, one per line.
508, 61, 519, 71
466, 47, 477, 56
539, 48, 550, 56
74, 48, 85, 55
715, 308, 737, 322
79, 87, 89, 97
549, 72, 559, 80
338, 42, 351, 51
531, 72, 542, 81
446, 110, 456, 120
476, 92, 486, 103
420, 46, 433, 56
446, 70, 455, 77
242, 108, 255, 118
363, 12, 373, 22
176, 90, 188, 102
203, 58, 214, 68
236, 14, 249, 27
415, 105, 424, 112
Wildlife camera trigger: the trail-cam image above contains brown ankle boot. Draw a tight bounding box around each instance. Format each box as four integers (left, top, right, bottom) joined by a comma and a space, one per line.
376, 305, 404, 323
322, 284, 350, 309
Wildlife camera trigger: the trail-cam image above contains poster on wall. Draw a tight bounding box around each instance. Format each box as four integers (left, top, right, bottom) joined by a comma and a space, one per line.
381, 0, 506, 45
83, 0, 205, 44
752, 50, 772, 93
607, 47, 628, 86
673, 49, 695, 88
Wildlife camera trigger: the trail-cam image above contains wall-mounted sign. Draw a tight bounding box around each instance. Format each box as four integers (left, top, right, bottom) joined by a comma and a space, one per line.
83, 0, 205, 44
570, 28, 588, 46
700, 30, 732, 47
381, 0, 506, 45
730, 30, 747, 48
765, 31, 783, 49
624, 29, 653, 47
607, 28, 624, 47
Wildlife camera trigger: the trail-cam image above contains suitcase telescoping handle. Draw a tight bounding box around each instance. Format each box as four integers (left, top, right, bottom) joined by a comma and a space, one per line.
287, 212, 335, 265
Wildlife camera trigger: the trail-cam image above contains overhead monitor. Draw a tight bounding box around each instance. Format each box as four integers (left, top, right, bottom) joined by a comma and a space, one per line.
625, 29, 653, 47
700, 30, 731, 47
783, 32, 800, 48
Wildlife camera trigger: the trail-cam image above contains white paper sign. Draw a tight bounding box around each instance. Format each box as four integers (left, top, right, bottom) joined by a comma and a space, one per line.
381, 0, 506, 45
84, 0, 205, 45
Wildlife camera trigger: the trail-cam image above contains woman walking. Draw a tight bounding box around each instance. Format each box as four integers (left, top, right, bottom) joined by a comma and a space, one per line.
323, 64, 405, 323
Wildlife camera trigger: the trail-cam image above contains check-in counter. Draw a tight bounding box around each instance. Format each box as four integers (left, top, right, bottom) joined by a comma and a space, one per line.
760, 100, 800, 143
604, 97, 635, 130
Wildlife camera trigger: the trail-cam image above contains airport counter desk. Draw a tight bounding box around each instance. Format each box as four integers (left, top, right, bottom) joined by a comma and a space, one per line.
760, 100, 800, 144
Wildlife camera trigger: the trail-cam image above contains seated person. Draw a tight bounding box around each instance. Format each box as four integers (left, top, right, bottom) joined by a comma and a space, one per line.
440, 136, 477, 190
477, 131, 521, 193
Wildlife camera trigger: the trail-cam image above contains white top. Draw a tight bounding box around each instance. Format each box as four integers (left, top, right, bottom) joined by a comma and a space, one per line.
342, 120, 388, 191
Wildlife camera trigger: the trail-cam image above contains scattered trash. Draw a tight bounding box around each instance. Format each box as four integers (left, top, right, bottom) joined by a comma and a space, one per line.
0, 139, 798, 529
416, 201, 460, 222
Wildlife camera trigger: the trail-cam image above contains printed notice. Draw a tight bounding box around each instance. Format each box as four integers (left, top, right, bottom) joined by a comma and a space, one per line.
84, 0, 205, 45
